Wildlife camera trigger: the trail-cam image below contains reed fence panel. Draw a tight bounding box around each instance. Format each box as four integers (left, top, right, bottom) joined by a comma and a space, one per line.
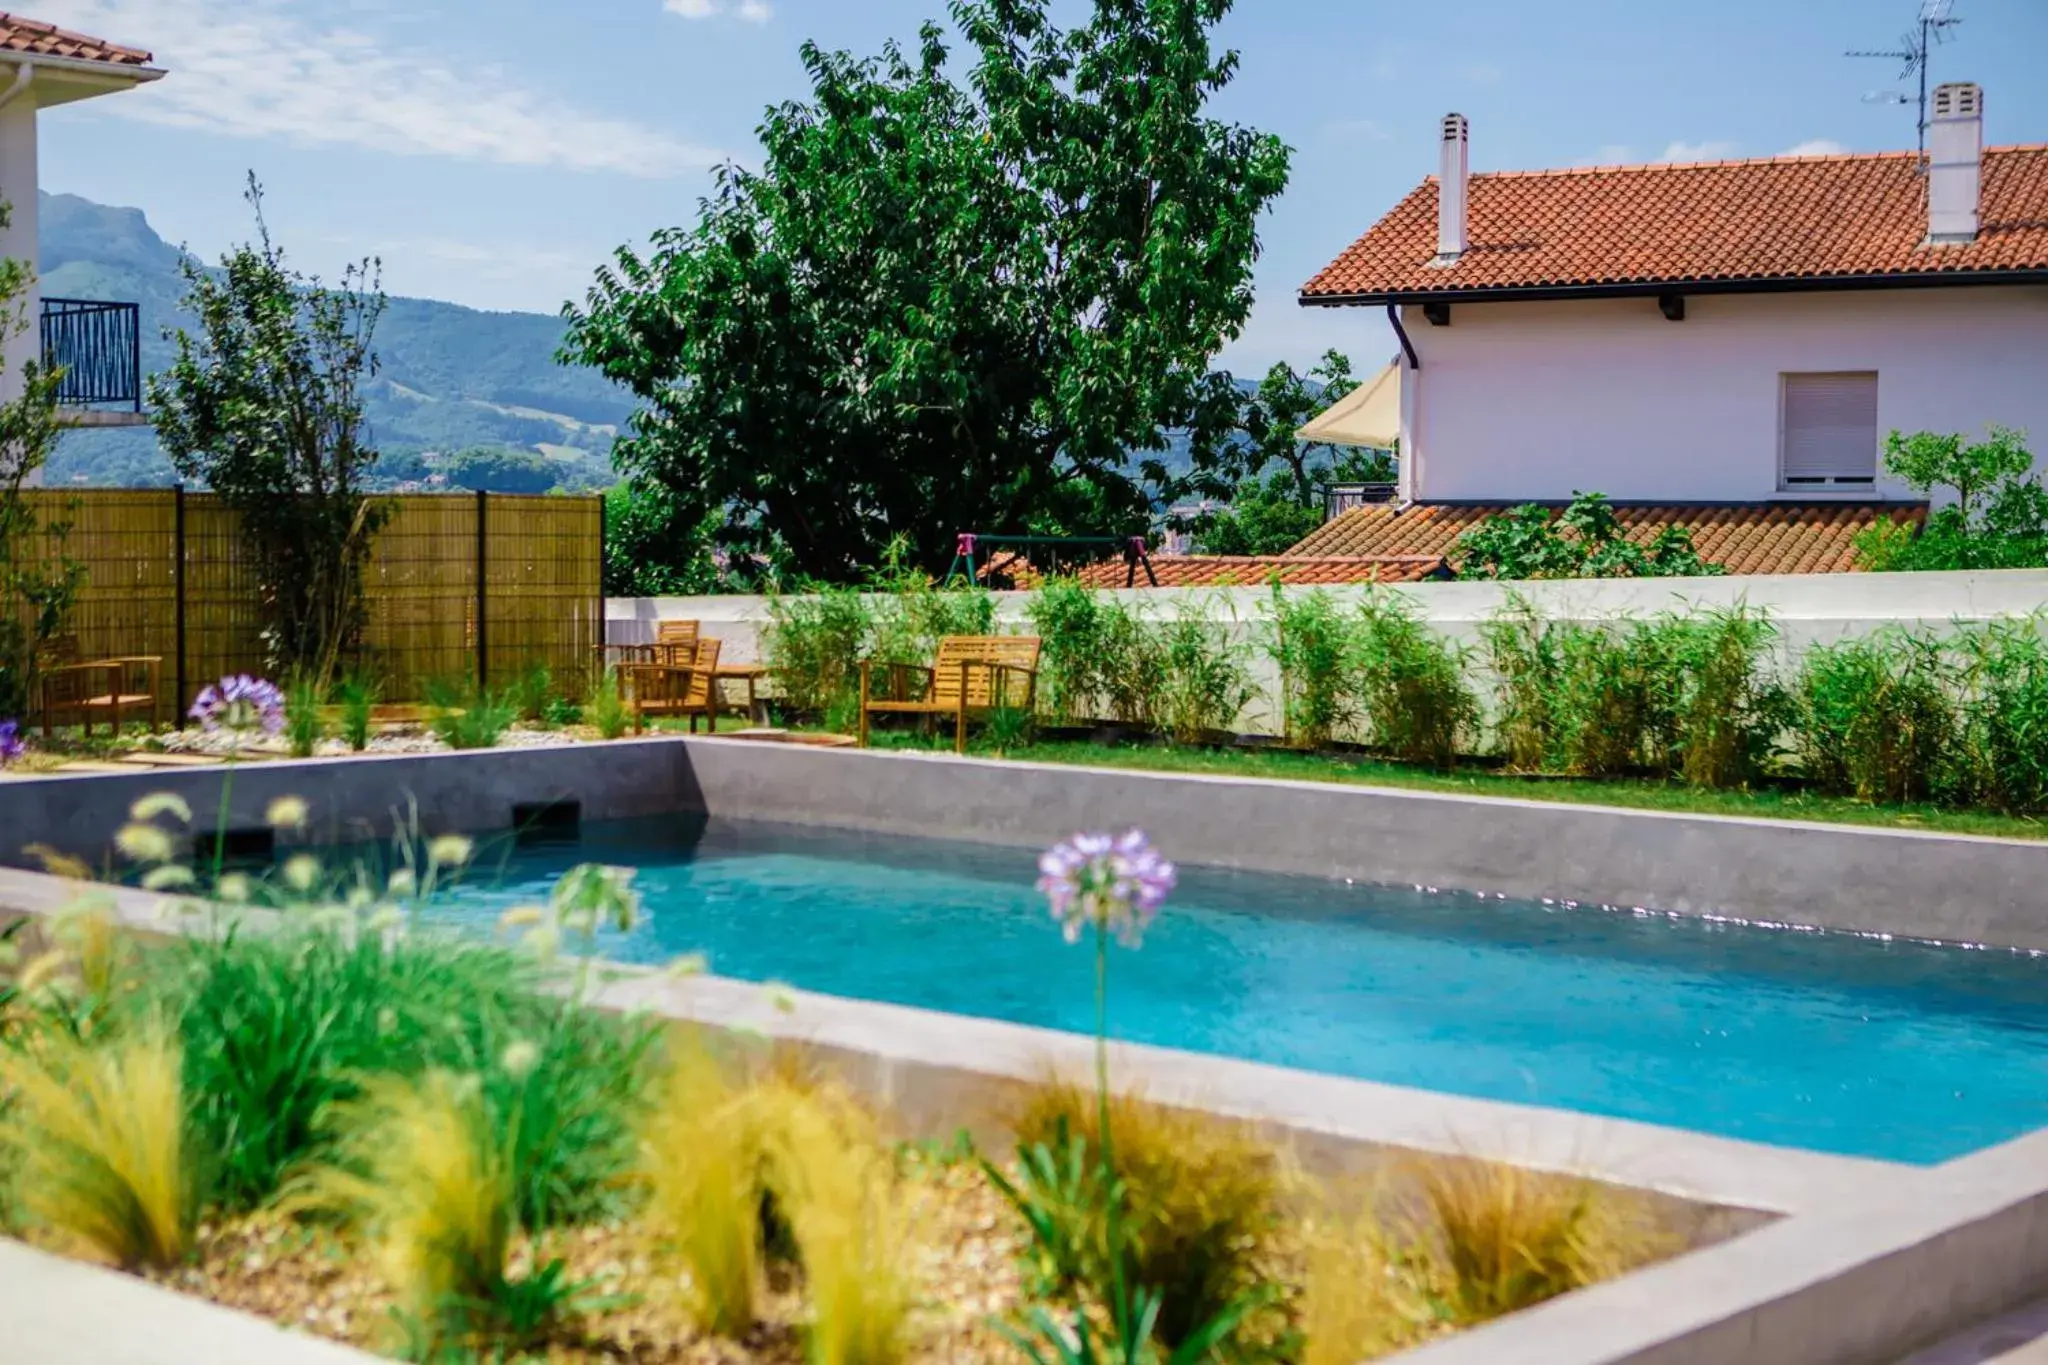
20, 488, 603, 718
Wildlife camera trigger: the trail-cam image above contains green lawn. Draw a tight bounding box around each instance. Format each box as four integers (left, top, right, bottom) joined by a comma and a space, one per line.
836, 727, 2048, 842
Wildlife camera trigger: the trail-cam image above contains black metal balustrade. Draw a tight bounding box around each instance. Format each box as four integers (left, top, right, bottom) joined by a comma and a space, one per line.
40, 297, 141, 411
1322, 481, 1399, 521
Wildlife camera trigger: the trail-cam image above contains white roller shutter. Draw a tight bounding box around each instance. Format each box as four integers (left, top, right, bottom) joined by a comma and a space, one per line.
1780, 372, 1878, 488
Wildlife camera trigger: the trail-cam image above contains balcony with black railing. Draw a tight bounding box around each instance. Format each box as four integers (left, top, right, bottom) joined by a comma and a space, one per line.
41, 297, 144, 425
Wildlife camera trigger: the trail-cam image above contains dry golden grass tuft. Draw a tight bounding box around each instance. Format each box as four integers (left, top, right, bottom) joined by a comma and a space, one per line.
1009, 1075, 1298, 1352
0, 1023, 192, 1270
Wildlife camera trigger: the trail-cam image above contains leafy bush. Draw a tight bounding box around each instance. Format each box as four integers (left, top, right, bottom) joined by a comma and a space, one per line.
424, 677, 517, 750
1953, 616, 2048, 811
1009, 1080, 1288, 1355
334, 672, 378, 751
1794, 630, 1957, 803
1029, 578, 1113, 724
1152, 597, 1256, 744
1352, 591, 1477, 768
1854, 426, 2048, 572
765, 584, 873, 717
1265, 585, 1357, 749
1478, 597, 1561, 772
867, 539, 995, 667
1658, 605, 1787, 788
1456, 493, 1724, 581
0, 1025, 192, 1270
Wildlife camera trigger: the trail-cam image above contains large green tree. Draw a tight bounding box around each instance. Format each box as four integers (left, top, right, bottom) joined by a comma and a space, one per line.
563, 0, 1288, 582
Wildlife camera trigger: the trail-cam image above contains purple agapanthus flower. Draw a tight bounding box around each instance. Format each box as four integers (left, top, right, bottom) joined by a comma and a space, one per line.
189, 675, 286, 737
0, 719, 23, 766
1037, 829, 1176, 948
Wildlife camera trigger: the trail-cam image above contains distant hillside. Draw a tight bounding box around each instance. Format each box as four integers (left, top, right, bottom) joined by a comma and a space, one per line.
40, 192, 631, 488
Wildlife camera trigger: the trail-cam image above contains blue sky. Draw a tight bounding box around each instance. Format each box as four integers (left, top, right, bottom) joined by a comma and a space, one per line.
28, 0, 2048, 373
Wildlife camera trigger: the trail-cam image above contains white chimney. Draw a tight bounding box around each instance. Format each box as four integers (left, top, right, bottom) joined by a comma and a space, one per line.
1437, 112, 1469, 263
1927, 82, 1982, 244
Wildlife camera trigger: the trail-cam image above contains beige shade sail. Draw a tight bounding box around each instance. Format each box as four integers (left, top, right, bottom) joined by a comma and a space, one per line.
1296, 360, 1399, 449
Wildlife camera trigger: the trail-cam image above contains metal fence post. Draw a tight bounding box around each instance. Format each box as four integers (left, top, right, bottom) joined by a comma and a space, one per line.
172, 483, 186, 723
475, 489, 489, 692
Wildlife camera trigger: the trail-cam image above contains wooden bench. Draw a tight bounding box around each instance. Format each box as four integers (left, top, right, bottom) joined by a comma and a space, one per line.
629, 637, 722, 734
857, 636, 1040, 754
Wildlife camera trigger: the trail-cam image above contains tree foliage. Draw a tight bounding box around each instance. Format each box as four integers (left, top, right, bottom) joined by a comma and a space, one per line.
1192, 350, 1396, 557
149, 177, 388, 684
1854, 426, 2048, 572
1455, 493, 1722, 581
0, 200, 81, 718
562, 0, 1289, 582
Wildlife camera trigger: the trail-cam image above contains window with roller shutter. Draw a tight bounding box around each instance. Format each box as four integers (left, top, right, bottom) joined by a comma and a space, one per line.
1779, 372, 1878, 490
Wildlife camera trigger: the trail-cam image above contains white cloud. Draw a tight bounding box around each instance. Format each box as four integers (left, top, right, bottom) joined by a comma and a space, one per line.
33, 0, 722, 178
665, 0, 772, 20
1658, 140, 1739, 163
1783, 138, 1849, 157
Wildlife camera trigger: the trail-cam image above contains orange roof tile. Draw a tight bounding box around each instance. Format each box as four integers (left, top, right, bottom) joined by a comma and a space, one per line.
1287, 502, 1925, 576
1073, 555, 1447, 589
1300, 147, 2048, 300
0, 11, 153, 68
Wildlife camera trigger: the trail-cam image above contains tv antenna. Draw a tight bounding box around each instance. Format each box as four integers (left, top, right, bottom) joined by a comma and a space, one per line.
1848, 0, 1962, 165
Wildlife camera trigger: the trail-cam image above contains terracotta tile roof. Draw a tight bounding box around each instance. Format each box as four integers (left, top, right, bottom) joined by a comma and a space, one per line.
0, 12, 153, 67
1287, 502, 1925, 576
1072, 555, 1447, 589
1300, 147, 2048, 300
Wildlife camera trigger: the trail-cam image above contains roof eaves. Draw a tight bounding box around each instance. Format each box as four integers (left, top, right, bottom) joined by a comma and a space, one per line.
1299, 265, 2048, 307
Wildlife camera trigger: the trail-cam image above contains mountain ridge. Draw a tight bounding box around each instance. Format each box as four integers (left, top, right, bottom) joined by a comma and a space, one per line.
40, 191, 629, 488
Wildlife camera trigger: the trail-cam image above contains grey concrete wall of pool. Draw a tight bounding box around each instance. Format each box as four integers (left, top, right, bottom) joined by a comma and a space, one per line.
5, 737, 2048, 950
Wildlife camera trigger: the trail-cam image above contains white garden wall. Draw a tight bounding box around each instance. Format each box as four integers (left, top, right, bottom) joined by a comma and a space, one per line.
608, 568, 2048, 735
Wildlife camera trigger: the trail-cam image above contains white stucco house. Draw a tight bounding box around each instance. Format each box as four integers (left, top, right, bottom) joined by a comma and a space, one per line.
1273, 81, 2048, 578
0, 11, 162, 424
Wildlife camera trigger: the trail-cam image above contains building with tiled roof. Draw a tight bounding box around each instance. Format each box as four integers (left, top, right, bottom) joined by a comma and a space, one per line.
1073, 554, 1448, 590
1295, 84, 2046, 517
0, 12, 163, 435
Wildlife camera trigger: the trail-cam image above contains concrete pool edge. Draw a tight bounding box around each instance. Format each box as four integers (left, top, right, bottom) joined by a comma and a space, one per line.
673, 738, 2048, 950
1, 865, 2040, 1365
5, 736, 2047, 947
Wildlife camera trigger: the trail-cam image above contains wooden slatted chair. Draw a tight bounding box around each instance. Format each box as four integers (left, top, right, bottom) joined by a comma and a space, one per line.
857, 636, 1040, 754
654, 618, 701, 664
629, 636, 722, 733
40, 655, 164, 737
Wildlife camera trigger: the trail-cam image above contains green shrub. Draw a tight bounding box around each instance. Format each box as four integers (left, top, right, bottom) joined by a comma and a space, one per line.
424, 678, 517, 750
1096, 597, 1166, 729
283, 674, 327, 758
540, 695, 582, 728
1028, 578, 1111, 724
1658, 605, 1787, 788
1456, 493, 1724, 581
868, 540, 995, 667
1954, 616, 2048, 811
1478, 596, 1561, 771
765, 584, 873, 717
587, 667, 630, 739
1152, 596, 1256, 744
1266, 584, 1357, 750
1794, 630, 1957, 803
1352, 591, 1476, 768
507, 663, 555, 723
334, 673, 378, 751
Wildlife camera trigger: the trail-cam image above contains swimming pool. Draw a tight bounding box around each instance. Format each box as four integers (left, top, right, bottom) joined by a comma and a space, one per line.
429, 815, 2048, 1164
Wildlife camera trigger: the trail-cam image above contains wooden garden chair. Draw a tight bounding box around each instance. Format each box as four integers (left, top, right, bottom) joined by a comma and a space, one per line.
40, 655, 164, 737
629, 636, 722, 734
857, 636, 1040, 754
654, 619, 701, 663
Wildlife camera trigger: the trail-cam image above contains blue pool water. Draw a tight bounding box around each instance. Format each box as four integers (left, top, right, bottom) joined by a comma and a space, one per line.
429, 816, 2048, 1164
